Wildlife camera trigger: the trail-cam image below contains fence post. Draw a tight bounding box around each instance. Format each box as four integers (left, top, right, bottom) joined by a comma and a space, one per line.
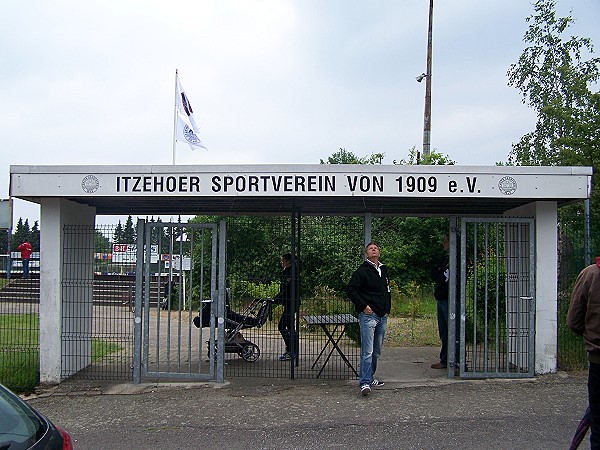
132, 219, 145, 384
585, 199, 591, 264
6, 228, 11, 279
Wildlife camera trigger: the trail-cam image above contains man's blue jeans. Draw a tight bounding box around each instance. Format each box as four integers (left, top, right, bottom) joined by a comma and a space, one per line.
22, 259, 30, 279
359, 312, 387, 386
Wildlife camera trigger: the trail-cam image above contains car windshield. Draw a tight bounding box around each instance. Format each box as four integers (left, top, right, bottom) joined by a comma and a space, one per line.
0, 386, 45, 449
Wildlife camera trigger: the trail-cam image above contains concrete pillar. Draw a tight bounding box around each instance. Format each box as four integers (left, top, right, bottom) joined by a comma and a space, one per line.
506, 201, 558, 374
39, 198, 95, 384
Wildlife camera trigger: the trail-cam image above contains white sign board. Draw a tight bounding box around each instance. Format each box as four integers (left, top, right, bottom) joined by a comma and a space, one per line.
112, 244, 159, 263
0, 199, 12, 229
162, 254, 191, 271
9, 165, 592, 200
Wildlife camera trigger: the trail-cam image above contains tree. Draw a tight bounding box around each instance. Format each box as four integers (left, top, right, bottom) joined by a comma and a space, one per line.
113, 221, 125, 244
122, 215, 136, 243
0, 230, 8, 253
94, 231, 110, 252
30, 221, 40, 251
317, 148, 452, 290
507, 0, 600, 257
507, 0, 600, 166
394, 146, 455, 166
12, 218, 31, 251
320, 148, 384, 165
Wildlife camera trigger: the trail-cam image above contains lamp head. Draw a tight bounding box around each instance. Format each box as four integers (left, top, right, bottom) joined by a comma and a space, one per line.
415, 73, 427, 83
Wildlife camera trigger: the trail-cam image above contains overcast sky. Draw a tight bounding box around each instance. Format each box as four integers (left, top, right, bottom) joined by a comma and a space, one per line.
2, 0, 599, 226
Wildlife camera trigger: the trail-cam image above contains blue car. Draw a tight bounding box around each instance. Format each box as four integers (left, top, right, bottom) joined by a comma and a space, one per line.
0, 384, 72, 449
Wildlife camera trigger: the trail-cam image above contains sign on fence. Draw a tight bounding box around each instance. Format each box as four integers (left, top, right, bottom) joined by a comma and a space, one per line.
112, 244, 159, 263
161, 254, 191, 271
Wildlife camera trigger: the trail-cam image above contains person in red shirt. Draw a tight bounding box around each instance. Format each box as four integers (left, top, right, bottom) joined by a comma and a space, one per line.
17, 240, 33, 279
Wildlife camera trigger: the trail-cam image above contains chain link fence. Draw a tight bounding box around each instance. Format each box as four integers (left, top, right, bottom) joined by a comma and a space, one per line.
557, 213, 590, 371
0, 209, 592, 391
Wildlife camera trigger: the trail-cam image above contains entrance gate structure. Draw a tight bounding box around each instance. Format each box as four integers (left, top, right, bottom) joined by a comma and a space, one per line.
448, 217, 535, 379
8, 164, 592, 384
133, 220, 227, 383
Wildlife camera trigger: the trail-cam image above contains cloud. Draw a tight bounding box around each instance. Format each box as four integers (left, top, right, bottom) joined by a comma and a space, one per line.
1, 0, 599, 224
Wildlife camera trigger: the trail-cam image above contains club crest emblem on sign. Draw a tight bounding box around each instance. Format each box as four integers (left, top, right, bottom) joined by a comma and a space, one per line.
498, 176, 517, 195
81, 175, 100, 194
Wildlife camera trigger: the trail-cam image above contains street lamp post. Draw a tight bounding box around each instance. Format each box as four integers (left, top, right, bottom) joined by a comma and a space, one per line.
422, 0, 433, 158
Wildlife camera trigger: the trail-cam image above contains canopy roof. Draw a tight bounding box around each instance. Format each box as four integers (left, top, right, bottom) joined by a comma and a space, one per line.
10, 164, 592, 216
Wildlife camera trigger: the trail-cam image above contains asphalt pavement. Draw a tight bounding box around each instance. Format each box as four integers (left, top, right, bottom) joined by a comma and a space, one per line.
24, 347, 591, 450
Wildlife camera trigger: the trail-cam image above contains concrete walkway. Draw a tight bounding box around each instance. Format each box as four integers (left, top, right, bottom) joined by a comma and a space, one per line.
25, 346, 592, 449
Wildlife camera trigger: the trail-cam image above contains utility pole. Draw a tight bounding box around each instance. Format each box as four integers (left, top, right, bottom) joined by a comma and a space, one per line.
422, 0, 433, 157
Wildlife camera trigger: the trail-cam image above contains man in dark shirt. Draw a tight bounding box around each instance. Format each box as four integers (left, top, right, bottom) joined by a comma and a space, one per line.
431, 235, 450, 369
347, 242, 391, 396
273, 253, 298, 361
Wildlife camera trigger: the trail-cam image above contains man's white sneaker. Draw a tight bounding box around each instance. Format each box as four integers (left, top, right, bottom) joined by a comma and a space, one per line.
360, 384, 371, 396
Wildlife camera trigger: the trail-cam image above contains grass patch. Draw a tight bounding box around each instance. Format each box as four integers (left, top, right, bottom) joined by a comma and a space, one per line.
385, 317, 440, 347
1, 313, 40, 392
1, 313, 123, 392
1, 313, 39, 345
91, 340, 123, 359
386, 281, 439, 347
0, 350, 40, 393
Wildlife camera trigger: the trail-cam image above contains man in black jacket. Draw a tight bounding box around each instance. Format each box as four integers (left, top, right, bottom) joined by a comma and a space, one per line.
347, 242, 391, 396
273, 253, 298, 361
431, 235, 450, 369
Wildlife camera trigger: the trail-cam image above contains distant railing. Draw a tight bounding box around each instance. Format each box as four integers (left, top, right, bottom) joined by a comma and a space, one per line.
0, 253, 40, 278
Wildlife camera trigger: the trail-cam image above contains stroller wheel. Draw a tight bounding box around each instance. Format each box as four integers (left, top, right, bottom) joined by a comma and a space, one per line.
240, 343, 260, 362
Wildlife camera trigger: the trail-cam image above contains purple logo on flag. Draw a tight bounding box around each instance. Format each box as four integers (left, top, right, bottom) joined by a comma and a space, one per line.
183, 123, 201, 145
181, 93, 193, 117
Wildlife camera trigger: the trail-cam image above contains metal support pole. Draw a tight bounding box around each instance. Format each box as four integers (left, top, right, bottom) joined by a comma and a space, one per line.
133, 218, 145, 384
290, 206, 297, 379
364, 213, 372, 247
293, 208, 302, 372
585, 198, 591, 264
6, 228, 11, 279
216, 220, 227, 383
447, 217, 458, 378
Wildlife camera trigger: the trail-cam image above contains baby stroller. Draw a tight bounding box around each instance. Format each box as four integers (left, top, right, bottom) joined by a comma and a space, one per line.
193, 291, 272, 362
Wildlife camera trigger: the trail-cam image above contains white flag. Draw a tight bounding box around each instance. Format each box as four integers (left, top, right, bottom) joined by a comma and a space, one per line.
176, 74, 200, 133
176, 115, 207, 150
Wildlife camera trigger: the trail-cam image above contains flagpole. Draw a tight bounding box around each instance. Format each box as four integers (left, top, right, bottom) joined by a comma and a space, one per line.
172, 69, 178, 165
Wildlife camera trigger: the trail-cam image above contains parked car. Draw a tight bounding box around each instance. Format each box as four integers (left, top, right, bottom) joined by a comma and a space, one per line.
0, 384, 72, 449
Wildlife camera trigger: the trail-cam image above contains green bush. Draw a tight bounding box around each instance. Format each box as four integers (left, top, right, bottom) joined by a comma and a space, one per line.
302, 285, 351, 316
230, 279, 279, 305
464, 249, 507, 344
392, 281, 436, 318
